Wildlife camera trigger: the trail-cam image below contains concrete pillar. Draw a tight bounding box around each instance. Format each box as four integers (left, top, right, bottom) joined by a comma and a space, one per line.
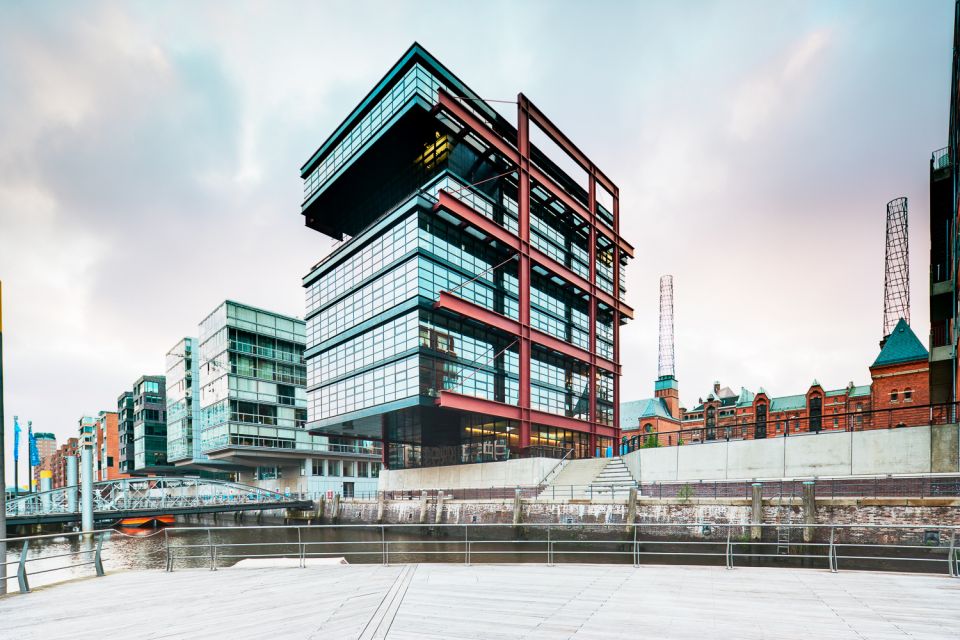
80, 447, 94, 533
750, 483, 762, 541
376, 492, 385, 524
512, 489, 522, 526
330, 494, 341, 523
66, 455, 78, 512
418, 491, 429, 525
39, 472, 52, 512
802, 481, 816, 543
435, 491, 445, 525
626, 487, 638, 531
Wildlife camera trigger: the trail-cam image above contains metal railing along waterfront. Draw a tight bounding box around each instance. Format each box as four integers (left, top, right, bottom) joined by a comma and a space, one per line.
1, 530, 109, 594
638, 476, 960, 501
345, 474, 960, 502
4, 522, 960, 596
149, 522, 960, 578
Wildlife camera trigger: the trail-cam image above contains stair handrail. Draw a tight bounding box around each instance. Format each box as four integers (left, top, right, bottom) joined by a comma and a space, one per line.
536, 448, 574, 489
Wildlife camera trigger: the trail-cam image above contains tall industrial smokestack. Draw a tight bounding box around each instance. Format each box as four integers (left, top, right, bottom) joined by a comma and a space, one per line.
882, 197, 910, 338
658, 275, 675, 378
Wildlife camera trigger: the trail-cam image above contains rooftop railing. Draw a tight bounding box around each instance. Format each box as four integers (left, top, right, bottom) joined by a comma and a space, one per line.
932, 146, 951, 171
629, 401, 958, 451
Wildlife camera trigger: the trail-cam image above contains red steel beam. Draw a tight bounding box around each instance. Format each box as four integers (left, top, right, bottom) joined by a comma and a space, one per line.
437, 391, 614, 435
520, 93, 618, 198
434, 192, 520, 250
436, 190, 634, 319
434, 291, 618, 372
435, 89, 634, 259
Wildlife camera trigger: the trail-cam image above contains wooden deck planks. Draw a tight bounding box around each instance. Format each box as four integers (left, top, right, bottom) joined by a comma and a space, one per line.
0, 564, 957, 639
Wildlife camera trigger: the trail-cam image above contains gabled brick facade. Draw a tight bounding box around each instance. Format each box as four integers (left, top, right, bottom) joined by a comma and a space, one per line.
672, 320, 930, 441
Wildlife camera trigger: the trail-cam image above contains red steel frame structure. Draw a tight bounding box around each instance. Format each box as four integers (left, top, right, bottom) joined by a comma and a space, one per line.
431, 89, 634, 457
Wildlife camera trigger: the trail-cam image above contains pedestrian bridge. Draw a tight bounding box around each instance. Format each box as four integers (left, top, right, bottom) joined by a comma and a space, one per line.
4, 477, 312, 525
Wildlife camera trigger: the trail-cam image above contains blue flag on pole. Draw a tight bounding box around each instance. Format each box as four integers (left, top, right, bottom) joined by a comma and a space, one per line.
29, 421, 40, 467
13, 415, 20, 462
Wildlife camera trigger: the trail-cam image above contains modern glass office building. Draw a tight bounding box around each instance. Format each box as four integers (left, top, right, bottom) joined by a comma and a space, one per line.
132, 374, 169, 472
196, 300, 380, 495
117, 391, 135, 474
165, 337, 196, 465
300, 44, 633, 469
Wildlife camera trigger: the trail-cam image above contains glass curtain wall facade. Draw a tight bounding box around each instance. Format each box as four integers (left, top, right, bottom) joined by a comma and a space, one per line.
300, 44, 633, 469
198, 301, 310, 452
132, 375, 168, 471
195, 300, 381, 495
117, 391, 135, 474
166, 337, 202, 464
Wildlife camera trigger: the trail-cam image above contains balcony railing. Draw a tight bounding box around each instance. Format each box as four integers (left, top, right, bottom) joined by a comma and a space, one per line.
932, 321, 951, 348
932, 146, 951, 171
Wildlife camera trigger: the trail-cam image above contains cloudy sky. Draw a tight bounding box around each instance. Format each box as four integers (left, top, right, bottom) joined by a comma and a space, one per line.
0, 1, 953, 483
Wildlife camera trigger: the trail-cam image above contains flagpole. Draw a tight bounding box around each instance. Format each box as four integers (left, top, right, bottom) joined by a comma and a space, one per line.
27, 421, 33, 494
12, 417, 17, 497
0, 280, 8, 595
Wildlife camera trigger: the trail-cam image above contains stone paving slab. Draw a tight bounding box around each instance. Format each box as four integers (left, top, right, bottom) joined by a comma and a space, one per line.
0, 564, 958, 639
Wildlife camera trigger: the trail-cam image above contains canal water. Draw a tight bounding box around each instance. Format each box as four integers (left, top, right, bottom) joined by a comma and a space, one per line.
3, 518, 953, 592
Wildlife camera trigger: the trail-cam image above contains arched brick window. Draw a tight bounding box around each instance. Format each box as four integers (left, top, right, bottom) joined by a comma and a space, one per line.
890, 389, 899, 402
904, 388, 913, 402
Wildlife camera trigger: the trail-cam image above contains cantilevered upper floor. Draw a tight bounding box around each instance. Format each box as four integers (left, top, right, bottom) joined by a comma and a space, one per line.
298, 44, 631, 266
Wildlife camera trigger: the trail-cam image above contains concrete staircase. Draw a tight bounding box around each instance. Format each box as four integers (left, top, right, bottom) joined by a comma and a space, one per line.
538, 457, 638, 500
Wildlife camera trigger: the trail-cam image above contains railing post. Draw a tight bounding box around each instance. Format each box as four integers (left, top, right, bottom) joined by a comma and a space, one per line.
164, 528, 172, 572
547, 526, 552, 566
94, 532, 107, 577
829, 527, 837, 573
726, 529, 733, 570
948, 531, 957, 578
208, 529, 216, 571
633, 525, 638, 568
465, 525, 470, 567
17, 540, 30, 594
381, 525, 386, 567
298, 527, 304, 568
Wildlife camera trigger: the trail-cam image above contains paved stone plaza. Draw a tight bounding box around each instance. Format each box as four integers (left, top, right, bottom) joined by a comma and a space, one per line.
1, 563, 958, 639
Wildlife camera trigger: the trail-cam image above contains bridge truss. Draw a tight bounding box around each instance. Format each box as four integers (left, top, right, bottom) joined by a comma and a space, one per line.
5, 477, 312, 525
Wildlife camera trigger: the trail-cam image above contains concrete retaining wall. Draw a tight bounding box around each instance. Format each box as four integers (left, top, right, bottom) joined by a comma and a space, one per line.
331, 496, 960, 537
623, 424, 959, 482
379, 457, 558, 491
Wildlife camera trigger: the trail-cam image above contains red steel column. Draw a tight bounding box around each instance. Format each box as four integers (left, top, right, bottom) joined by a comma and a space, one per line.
517, 95, 532, 453
587, 174, 599, 457
612, 187, 621, 453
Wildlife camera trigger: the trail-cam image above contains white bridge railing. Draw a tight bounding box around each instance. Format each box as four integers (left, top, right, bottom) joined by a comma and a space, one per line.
5, 477, 304, 517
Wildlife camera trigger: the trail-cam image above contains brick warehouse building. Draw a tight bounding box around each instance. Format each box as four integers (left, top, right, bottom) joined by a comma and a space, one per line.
31, 432, 57, 489
623, 318, 929, 445
49, 437, 78, 489
300, 44, 633, 467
